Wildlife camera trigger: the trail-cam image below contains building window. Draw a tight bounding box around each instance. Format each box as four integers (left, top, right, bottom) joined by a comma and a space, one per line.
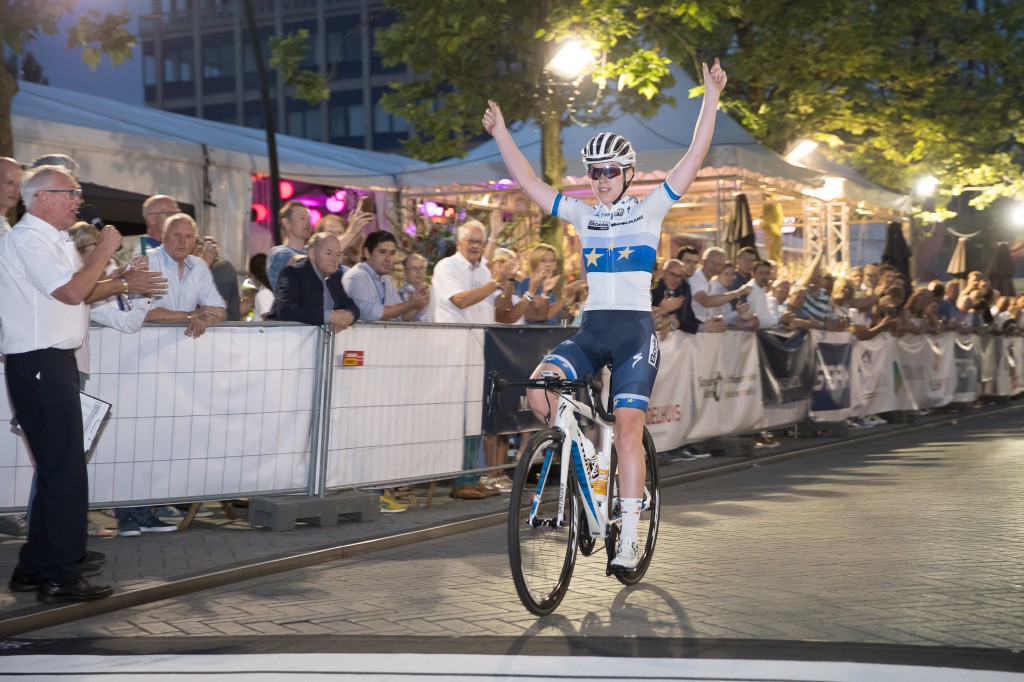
288, 106, 322, 141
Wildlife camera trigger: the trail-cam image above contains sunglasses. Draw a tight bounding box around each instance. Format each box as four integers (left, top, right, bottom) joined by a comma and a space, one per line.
586, 166, 625, 180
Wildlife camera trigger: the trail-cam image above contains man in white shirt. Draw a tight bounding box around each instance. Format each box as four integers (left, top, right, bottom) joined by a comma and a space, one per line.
0, 165, 118, 603
747, 259, 781, 329
144, 213, 227, 338
428, 220, 518, 324
689, 246, 751, 322
342, 230, 429, 321
0, 157, 20, 237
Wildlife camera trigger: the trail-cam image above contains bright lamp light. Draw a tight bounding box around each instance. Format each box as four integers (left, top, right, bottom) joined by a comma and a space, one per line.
547, 40, 593, 80
785, 139, 819, 163
915, 176, 939, 197
1010, 203, 1024, 229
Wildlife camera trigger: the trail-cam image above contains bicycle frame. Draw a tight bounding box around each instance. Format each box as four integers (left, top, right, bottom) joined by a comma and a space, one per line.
530, 390, 616, 542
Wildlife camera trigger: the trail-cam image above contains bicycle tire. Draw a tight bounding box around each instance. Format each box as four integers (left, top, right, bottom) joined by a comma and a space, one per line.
507, 427, 580, 616
604, 426, 660, 585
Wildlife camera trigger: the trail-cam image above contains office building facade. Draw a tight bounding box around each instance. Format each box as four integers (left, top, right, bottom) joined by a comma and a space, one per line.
139, 0, 411, 152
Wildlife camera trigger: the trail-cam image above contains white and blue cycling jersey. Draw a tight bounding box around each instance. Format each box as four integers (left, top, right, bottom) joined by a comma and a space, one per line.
541, 182, 681, 410
551, 182, 681, 312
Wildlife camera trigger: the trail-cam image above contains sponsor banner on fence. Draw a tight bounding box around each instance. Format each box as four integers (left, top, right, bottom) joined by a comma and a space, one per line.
953, 335, 980, 403
850, 334, 895, 417
892, 333, 933, 409
1011, 337, 1024, 396
810, 331, 853, 421
645, 331, 695, 452
481, 326, 576, 435
922, 333, 956, 409
686, 331, 763, 442
757, 329, 814, 405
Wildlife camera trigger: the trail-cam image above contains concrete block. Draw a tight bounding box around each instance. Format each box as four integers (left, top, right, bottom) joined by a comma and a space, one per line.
707, 437, 756, 457
248, 491, 379, 531
796, 420, 849, 438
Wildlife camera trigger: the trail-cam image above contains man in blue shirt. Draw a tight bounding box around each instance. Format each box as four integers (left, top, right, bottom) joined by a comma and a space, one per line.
342, 230, 429, 321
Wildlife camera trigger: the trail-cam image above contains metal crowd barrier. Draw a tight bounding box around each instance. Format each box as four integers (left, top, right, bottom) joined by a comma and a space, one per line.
0, 322, 1020, 512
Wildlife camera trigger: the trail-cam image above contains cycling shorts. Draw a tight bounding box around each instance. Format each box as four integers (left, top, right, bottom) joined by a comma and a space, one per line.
542, 310, 660, 410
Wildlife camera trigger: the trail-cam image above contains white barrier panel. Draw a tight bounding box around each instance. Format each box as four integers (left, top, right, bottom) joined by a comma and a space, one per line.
1011, 337, 1024, 395
850, 334, 896, 417
0, 324, 320, 511
953, 335, 980, 403
922, 334, 956, 409
645, 330, 695, 452
324, 324, 479, 488
759, 400, 810, 430
687, 331, 763, 442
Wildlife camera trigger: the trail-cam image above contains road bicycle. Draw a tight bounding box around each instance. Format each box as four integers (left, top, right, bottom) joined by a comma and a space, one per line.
488, 371, 660, 616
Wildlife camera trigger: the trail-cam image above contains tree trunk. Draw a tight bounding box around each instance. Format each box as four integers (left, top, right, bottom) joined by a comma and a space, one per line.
243, 0, 282, 245
0, 64, 19, 158
539, 111, 565, 262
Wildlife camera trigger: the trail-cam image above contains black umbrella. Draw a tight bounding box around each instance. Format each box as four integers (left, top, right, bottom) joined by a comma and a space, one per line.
723, 193, 757, 261
987, 241, 1016, 296
881, 220, 912, 282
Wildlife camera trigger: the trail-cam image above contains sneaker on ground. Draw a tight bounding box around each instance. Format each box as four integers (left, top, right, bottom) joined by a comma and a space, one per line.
681, 445, 712, 459
756, 431, 780, 448
138, 516, 178, 533
863, 415, 888, 427
480, 475, 512, 493
118, 516, 142, 537
379, 491, 410, 513
155, 505, 213, 522
0, 514, 27, 537
610, 539, 641, 570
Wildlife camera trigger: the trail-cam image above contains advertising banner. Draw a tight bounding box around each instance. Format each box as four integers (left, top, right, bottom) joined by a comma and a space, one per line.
809, 331, 853, 421
850, 334, 896, 417
757, 330, 814, 405
645, 330, 695, 452
893, 335, 927, 411
953, 335, 979, 403
686, 331, 763, 442
481, 326, 576, 435
922, 333, 956, 408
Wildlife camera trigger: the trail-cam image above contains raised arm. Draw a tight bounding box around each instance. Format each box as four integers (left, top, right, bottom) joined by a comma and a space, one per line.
665, 59, 727, 195
483, 100, 559, 212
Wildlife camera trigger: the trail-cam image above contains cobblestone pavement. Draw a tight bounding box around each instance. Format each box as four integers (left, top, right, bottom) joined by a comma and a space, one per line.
18, 406, 1024, 651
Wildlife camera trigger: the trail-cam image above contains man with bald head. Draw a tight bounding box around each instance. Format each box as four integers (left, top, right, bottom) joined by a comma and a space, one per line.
137, 194, 180, 255
268, 232, 360, 332
0, 157, 21, 236
144, 213, 227, 339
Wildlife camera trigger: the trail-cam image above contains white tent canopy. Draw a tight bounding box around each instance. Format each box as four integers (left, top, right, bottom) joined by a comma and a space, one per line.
12, 80, 425, 265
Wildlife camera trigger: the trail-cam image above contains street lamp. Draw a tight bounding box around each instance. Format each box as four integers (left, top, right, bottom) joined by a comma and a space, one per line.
1009, 203, 1024, 230
546, 40, 593, 81
915, 175, 940, 197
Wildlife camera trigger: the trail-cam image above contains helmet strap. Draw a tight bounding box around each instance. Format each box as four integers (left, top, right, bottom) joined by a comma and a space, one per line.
610, 168, 635, 206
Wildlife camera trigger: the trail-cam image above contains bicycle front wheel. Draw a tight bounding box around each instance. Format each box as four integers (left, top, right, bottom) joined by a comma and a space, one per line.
605, 426, 660, 585
508, 427, 579, 616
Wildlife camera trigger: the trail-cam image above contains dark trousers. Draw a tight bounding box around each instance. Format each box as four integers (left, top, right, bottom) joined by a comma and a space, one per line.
6, 348, 86, 582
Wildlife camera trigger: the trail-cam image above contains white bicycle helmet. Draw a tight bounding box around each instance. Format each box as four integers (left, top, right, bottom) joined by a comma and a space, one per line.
581, 132, 636, 168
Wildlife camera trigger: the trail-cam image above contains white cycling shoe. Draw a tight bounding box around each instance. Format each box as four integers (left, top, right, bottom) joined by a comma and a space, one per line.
610, 539, 640, 570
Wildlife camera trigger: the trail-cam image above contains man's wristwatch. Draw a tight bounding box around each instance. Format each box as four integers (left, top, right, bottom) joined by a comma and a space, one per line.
523, 291, 536, 303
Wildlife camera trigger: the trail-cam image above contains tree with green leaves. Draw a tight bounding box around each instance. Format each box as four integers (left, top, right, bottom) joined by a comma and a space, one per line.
0, 1, 135, 158
375, 0, 729, 255
677, 0, 1024, 215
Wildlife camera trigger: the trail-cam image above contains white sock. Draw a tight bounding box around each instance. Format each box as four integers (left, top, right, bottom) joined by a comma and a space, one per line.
619, 497, 642, 546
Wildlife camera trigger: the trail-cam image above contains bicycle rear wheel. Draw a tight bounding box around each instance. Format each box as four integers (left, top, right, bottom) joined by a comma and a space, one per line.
508, 428, 579, 616
605, 426, 660, 585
